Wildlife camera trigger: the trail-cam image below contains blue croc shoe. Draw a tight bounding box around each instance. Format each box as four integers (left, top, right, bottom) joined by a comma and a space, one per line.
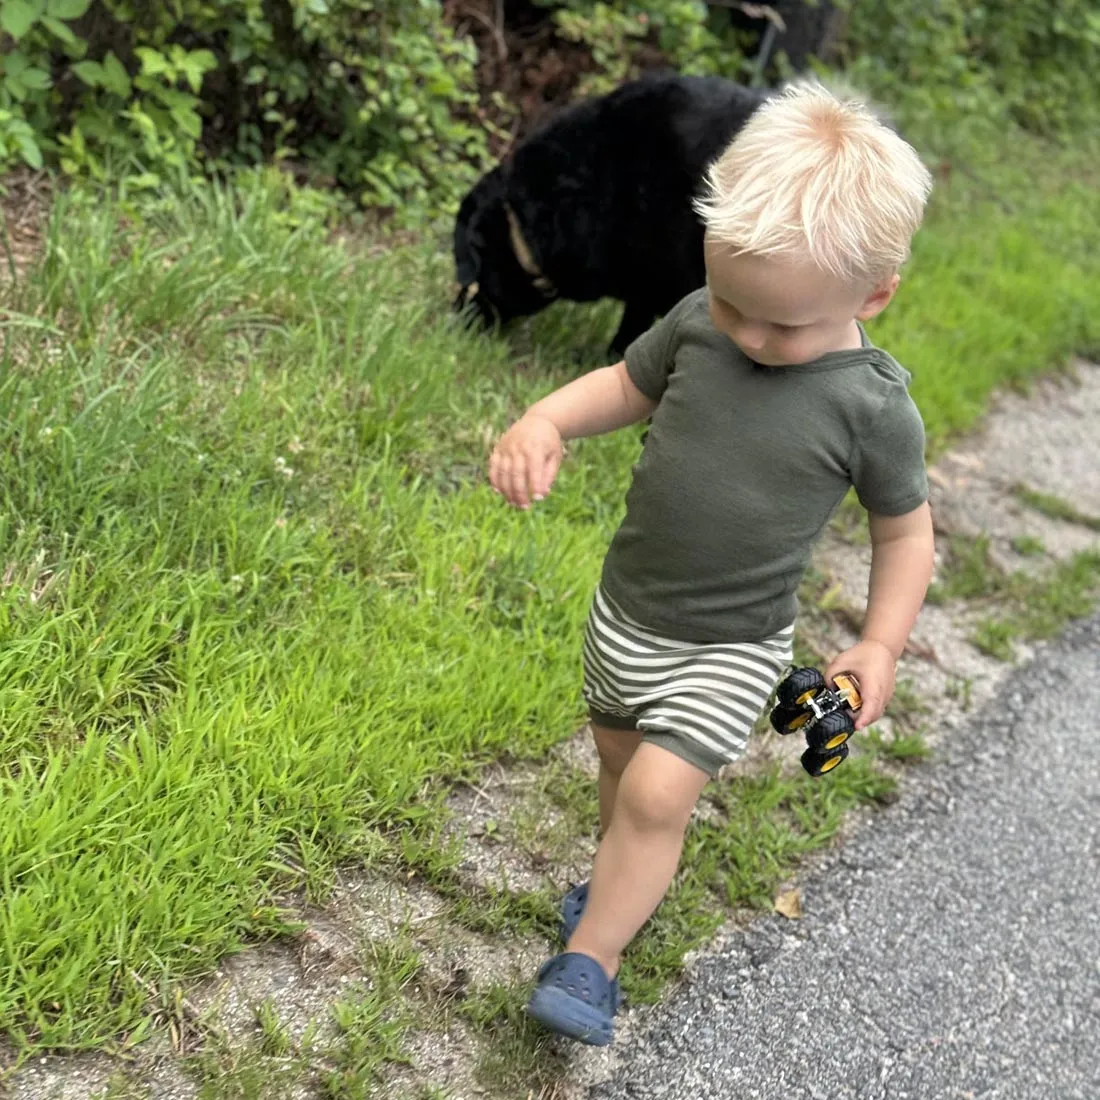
526, 952, 619, 1046
560, 882, 588, 942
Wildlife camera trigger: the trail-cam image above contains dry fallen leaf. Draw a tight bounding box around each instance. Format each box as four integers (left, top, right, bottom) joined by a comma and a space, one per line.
948, 451, 984, 471
774, 887, 803, 920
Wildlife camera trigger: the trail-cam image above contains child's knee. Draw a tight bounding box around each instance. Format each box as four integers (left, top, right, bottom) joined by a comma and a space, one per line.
615, 749, 707, 833
616, 779, 694, 834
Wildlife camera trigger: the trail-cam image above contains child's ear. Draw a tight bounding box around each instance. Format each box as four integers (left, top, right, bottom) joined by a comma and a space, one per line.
856, 274, 900, 322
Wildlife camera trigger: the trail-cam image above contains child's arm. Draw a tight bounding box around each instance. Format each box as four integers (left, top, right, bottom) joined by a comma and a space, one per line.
825, 501, 935, 728
489, 361, 658, 509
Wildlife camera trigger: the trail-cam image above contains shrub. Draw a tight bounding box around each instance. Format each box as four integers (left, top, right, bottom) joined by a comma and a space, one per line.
0, 0, 492, 218
841, 0, 1100, 148
534, 0, 754, 94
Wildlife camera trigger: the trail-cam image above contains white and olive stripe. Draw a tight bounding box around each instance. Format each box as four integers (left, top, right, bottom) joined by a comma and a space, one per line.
582, 587, 793, 775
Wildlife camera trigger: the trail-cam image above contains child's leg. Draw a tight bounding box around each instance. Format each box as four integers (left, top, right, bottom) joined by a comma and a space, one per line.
566, 741, 710, 978
591, 722, 643, 836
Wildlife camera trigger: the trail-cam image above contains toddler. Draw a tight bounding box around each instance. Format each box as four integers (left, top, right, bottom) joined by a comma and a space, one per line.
488, 80, 936, 1046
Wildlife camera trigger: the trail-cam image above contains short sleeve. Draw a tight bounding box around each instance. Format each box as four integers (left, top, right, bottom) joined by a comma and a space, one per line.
622, 290, 702, 401
849, 387, 929, 516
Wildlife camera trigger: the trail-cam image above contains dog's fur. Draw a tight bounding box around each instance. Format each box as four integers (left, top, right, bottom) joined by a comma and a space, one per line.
453, 73, 771, 356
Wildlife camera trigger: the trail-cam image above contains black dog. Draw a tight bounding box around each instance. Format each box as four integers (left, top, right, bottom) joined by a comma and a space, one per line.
454, 73, 770, 356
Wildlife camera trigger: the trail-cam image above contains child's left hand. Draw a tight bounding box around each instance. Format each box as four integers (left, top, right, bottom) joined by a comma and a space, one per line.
825, 640, 896, 729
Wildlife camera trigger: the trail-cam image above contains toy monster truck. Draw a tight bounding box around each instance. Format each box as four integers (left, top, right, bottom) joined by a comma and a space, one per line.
770, 666, 863, 777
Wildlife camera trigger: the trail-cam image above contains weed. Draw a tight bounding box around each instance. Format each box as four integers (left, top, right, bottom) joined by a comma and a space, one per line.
449, 885, 559, 940
509, 759, 599, 866
946, 675, 975, 711
458, 981, 570, 1097
975, 549, 1100, 658
320, 982, 413, 1098
191, 1042, 314, 1100
1010, 534, 1046, 557
830, 492, 871, 544
972, 618, 1019, 661
254, 999, 293, 1058
1013, 483, 1100, 532
927, 535, 1007, 603
867, 728, 933, 762
95, 1075, 151, 1100
889, 678, 931, 727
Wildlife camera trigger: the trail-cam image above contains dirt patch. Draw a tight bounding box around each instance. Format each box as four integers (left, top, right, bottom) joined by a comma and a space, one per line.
0, 169, 51, 284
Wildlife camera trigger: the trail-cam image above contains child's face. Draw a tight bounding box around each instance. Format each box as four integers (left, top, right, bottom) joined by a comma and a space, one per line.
704, 241, 898, 367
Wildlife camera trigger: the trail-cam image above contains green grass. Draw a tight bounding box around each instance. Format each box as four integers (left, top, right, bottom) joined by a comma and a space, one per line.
868, 194, 1100, 450
1010, 534, 1046, 558
867, 727, 932, 762
1, 116, 1099, 1064
927, 534, 1007, 602
974, 549, 1100, 659
0, 173, 623, 1052
323, 974, 416, 1097
183, 942, 422, 1099
928, 535, 1100, 659
457, 980, 570, 1097
1013, 483, 1100, 532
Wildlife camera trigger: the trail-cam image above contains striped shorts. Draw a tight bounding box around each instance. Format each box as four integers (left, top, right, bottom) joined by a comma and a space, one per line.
582, 587, 794, 776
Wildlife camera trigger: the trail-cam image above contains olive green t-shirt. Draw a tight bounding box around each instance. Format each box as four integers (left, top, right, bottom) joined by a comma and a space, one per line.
600, 288, 928, 643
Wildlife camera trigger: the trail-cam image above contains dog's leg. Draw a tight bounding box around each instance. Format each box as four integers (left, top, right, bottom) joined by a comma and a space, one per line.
609, 298, 659, 358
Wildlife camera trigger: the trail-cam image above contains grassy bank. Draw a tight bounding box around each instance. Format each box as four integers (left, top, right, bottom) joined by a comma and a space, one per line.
1, 122, 1099, 1058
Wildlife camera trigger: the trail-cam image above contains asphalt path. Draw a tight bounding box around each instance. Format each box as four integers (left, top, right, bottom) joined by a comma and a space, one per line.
587, 614, 1100, 1100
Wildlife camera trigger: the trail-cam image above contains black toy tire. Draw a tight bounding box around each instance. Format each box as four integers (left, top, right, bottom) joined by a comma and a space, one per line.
777, 667, 826, 708
770, 703, 812, 736
805, 709, 855, 751
801, 742, 849, 777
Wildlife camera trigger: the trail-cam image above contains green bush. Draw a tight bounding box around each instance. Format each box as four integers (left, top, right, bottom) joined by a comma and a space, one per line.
969, 0, 1100, 136
842, 0, 1100, 148
533, 0, 754, 94
0, 0, 491, 217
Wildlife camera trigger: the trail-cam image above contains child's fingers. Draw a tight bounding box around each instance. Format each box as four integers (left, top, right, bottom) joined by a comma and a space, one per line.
506, 453, 532, 508
854, 703, 879, 730
853, 682, 887, 728
491, 449, 525, 508
488, 448, 504, 495
530, 448, 561, 501
489, 448, 510, 498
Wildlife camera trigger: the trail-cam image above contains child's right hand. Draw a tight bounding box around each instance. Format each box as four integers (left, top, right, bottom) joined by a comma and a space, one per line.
489, 413, 564, 509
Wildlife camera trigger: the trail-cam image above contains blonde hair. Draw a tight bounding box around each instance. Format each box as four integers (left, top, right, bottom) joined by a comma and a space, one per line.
695, 80, 933, 285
